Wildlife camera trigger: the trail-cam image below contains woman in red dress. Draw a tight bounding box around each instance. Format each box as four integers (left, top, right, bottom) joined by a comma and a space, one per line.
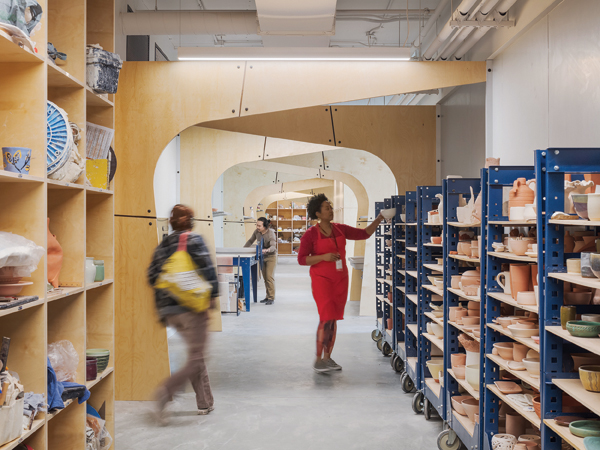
298, 194, 385, 373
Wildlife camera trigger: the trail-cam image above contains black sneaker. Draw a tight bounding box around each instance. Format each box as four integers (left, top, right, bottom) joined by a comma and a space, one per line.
260, 298, 268, 303
265, 300, 274, 305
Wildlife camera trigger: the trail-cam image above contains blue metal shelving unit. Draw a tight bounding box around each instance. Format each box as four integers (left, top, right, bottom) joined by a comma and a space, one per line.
380, 197, 395, 357
391, 194, 406, 373
372, 200, 387, 349
400, 191, 420, 394
414, 186, 445, 419
441, 177, 483, 450
483, 165, 539, 450
536, 149, 600, 450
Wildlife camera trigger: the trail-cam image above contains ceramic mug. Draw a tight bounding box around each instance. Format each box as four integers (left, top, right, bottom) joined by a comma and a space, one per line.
496, 272, 512, 295
567, 258, 582, 274
2, 147, 31, 174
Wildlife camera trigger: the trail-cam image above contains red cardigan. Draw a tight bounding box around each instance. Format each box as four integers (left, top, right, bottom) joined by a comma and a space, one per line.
297, 223, 369, 266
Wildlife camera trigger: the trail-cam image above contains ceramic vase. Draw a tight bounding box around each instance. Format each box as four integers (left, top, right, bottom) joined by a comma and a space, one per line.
47, 218, 63, 288
531, 264, 538, 289
492, 434, 517, 450
510, 264, 531, 300
506, 412, 527, 438
561, 306, 577, 330
509, 178, 535, 209
2, 147, 31, 174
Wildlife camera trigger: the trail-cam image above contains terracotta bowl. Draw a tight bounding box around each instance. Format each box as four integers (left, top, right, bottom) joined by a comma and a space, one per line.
449, 307, 467, 322
451, 353, 467, 367
511, 317, 536, 325
497, 316, 517, 329
513, 343, 529, 362
461, 397, 479, 422
579, 365, 600, 392
0, 266, 22, 284
455, 309, 469, 322
510, 238, 530, 256
515, 321, 537, 329
494, 342, 514, 361
467, 308, 479, 317
462, 285, 479, 297
532, 395, 541, 419
473, 329, 481, 338
453, 365, 466, 379
431, 236, 442, 245
462, 316, 480, 326
457, 241, 472, 256
564, 291, 593, 306
465, 365, 480, 391
451, 395, 471, 415
468, 301, 480, 311
508, 325, 538, 338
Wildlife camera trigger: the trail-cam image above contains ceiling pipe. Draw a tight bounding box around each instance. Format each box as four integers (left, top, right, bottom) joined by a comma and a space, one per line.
438, 0, 502, 60
454, 0, 519, 60
120, 9, 432, 36
413, 0, 450, 48
422, 0, 480, 60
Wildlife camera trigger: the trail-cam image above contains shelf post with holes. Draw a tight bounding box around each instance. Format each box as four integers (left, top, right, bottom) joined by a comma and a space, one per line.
415, 186, 444, 419
372, 201, 386, 349
442, 176, 483, 450
391, 194, 406, 372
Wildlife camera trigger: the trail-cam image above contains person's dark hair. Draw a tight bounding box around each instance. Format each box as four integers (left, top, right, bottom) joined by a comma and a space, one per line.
257, 217, 270, 229
307, 193, 329, 220
170, 204, 194, 231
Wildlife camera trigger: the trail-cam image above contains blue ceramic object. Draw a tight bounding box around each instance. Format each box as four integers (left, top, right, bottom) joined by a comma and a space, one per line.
2, 147, 31, 173
46, 101, 72, 175
584, 436, 600, 450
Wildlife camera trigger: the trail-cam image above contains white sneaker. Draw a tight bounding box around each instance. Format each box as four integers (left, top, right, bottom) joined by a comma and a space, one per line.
313, 359, 332, 373
324, 358, 342, 371
198, 406, 215, 415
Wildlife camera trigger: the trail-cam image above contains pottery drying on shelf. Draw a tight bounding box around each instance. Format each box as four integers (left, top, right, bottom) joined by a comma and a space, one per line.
570, 420, 600, 438
509, 178, 535, 211
565, 180, 595, 214
510, 264, 531, 300
492, 434, 517, 450
494, 381, 522, 394
579, 365, 600, 392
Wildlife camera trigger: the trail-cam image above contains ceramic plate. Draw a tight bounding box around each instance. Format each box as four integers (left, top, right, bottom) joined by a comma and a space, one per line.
584, 436, 600, 450
570, 420, 600, 438
526, 251, 537, 258
494, 381, 523, 394
507, 361, 526, 371
555, 416, 585, 427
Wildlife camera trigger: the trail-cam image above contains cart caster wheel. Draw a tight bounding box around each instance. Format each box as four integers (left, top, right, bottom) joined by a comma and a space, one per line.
392, 355, 404, 373
423, 397, 435, 420
390, 353, 397, 368
412, 391, 424, 414
371, 329, 382, 342
382, 341, 392, 357
400, 372, 415, 393
437, 429, 461, 450
376, 338, 383, 351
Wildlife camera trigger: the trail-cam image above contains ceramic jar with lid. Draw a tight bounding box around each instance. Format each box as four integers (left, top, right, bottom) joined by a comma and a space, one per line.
461, 268, 481, 288
94, 260, 105, 282
85, 257, 96, 284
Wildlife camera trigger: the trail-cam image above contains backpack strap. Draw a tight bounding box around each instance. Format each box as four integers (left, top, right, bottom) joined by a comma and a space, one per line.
177, 232, 189, 251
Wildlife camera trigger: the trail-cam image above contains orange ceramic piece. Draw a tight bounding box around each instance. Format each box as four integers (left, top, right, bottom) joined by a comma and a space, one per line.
509, 178, 535, 209
510, 264, 531, 300
47, 218, 63, 288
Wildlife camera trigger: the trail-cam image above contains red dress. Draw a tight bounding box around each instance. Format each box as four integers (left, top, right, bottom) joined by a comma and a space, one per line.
298, 223, 369, 321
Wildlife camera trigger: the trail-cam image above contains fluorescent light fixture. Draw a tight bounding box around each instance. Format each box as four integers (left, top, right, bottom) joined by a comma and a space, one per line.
178, 47, 412, 61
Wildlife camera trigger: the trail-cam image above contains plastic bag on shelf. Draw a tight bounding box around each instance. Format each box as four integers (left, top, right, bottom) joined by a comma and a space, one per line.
48, 340, 78, 382
0, 231, 45, 277
0, 0, 42, 36
86, 414, 112, 450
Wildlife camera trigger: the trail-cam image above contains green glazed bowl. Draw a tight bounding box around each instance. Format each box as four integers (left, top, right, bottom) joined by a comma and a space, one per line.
566, 321, 600, 338
570, 420, 600, 438
584, 436, 600, 450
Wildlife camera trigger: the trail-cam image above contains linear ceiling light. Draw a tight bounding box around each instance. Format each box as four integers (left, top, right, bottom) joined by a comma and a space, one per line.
178, 47, 412, 61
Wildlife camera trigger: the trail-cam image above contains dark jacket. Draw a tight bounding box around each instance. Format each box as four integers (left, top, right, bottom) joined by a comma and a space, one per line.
147, 231, 219, 320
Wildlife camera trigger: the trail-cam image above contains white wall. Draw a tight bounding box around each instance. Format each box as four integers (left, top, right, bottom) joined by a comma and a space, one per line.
440, 82, 486, 178
212, 174, 224, 247
153, 136, 180, 219
489, 0, 600, 164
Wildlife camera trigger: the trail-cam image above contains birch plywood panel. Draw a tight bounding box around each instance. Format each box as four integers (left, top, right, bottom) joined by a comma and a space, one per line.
331, 106, 437, 191
115, 216, 170, 400
115, 62, 247, 216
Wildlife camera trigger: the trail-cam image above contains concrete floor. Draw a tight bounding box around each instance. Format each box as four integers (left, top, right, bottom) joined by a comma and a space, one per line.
115, 258, 442, 449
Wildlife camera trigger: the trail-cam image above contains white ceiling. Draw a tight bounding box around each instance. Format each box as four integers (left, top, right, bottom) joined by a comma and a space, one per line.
129, 0, 443, 48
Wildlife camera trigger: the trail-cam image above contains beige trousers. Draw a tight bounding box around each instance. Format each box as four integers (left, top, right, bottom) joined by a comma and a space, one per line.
162, 311, 213, 409
263, 255, 277, 300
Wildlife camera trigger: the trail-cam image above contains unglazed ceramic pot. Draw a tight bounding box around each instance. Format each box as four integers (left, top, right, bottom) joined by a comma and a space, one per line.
510, 264, 531, 300
461, 268, 481, 287
506, 412, 527, 438
513, 343, 529, 362
509, 177, 535, 209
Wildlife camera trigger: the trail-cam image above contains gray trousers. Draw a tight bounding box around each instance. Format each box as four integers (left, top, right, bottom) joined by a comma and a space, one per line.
162, 311, 213, 409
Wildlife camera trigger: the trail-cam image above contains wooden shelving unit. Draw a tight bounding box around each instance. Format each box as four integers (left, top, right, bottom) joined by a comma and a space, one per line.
0, 1, 115, 448
265, 198, 314, 255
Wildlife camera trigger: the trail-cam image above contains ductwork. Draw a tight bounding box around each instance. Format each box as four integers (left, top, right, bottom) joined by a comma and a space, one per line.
454, 0, 519, 60
438, 0, 502, 60
120, 11, 258, 36
413, 0, 450, 47
422, 0, 480, 60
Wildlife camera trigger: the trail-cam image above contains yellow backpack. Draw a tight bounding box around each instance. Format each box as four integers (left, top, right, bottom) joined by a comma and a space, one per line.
155, 232, 212, 313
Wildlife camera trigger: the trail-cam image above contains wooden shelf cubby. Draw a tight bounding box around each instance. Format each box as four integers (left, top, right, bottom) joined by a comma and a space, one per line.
0, 0, 116, 448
